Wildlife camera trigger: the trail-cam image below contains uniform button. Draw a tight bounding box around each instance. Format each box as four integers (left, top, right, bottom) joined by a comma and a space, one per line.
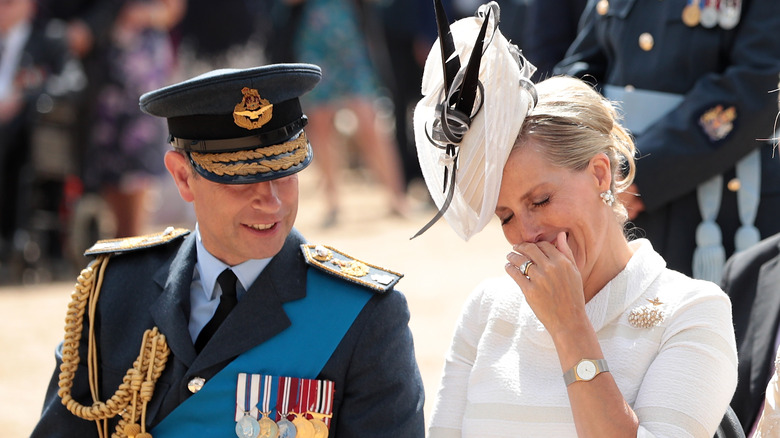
597, 0, 609, 15
639, 33, 654, 51
727, 178, 741, 192
188, 377, 206, 393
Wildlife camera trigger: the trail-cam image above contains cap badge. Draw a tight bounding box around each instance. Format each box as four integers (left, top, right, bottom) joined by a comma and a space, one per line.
233, 87, 273, 130
699, 104, 736, 142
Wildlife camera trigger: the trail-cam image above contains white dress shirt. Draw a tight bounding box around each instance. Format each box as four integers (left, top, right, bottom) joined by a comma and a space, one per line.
187, 224, 271, 342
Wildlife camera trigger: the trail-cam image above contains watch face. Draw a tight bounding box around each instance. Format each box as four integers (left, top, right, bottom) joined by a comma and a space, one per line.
576, 360, 597, 380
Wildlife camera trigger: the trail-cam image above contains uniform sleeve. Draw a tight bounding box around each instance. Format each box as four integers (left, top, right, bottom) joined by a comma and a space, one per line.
331, 289, 425, 438
30, 343, 102, 438
633, 289, 738, 437
428, 287, 486, 437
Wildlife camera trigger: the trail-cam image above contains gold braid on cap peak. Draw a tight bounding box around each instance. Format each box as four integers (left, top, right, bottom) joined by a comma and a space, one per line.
57, 255, 170, 438
190, 132, 308, 176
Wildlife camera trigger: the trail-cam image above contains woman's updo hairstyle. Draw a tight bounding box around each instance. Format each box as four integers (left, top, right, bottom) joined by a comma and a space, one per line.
516, 76, 637, 223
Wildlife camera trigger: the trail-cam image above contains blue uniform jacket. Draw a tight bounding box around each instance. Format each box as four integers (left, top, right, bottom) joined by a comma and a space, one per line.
31, 228, 425, 437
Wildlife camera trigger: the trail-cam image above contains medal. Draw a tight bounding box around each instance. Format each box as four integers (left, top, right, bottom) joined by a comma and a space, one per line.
681, 0, 701, 27
257, 375, 280, 436
308, 412, 331, 438
237, 413, 262, 438
306, 380, 335, 437
718, 0, 741, 29
276, 377, 299, 438
236, 374, 262, 438
278, 417, 298, 438
291, 412, 316, 438
699, 0, 718, 28
258, 411, 280, 438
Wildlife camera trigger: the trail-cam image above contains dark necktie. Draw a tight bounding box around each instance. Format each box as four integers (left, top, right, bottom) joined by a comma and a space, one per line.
194, 269, 238, 353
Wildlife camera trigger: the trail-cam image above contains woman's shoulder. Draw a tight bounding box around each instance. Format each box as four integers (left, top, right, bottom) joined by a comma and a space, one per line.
644, 268, 729, 317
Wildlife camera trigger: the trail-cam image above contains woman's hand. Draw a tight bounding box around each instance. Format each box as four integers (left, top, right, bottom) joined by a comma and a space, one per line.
505, 231, 589, 337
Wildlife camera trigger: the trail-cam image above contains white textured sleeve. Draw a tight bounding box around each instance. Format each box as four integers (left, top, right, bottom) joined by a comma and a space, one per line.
427, 285, 488, 437
633, 285, 738, 437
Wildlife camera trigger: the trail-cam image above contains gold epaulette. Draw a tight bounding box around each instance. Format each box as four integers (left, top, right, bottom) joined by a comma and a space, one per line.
301, 244, 403, 293
84, 227, 191, 256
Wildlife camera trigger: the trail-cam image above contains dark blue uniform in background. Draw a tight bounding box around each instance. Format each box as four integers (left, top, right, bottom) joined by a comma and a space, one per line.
556, 0, 780, 278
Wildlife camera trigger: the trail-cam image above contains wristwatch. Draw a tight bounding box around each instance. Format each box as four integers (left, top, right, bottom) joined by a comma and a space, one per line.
563, 358, 609, 386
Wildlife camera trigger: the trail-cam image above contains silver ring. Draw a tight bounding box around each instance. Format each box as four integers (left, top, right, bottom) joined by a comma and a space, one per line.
519, 260, 534, 278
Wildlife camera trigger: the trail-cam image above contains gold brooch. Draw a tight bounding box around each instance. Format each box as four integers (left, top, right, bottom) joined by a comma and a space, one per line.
628, 297, 666, 328
233, 87, 273, 130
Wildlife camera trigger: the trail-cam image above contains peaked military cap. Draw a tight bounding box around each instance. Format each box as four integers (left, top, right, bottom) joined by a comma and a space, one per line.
139, 63, 322, 184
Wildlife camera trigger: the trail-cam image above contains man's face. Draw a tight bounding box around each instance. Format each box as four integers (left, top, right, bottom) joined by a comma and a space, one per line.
165, 151, 299, 265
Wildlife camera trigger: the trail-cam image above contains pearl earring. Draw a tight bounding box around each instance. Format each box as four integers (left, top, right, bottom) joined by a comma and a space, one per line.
600, 190, 615, 206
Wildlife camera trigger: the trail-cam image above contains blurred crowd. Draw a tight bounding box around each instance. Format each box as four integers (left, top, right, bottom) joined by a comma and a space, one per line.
0, 0, 777, 290
0, 0, 556, 286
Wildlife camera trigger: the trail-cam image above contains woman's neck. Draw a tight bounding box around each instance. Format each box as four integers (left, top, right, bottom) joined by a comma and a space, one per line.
583, 229, 635, 302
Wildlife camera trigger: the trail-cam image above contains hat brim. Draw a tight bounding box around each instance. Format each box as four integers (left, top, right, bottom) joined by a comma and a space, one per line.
187, 131, 314, 184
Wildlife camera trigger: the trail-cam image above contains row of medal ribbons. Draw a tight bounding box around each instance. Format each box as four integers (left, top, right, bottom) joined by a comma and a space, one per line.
235, 373, 334, 438
681, 0, 742, 29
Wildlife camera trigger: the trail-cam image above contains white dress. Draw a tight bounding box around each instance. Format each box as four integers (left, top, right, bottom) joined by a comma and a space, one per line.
428, 239, 738, 437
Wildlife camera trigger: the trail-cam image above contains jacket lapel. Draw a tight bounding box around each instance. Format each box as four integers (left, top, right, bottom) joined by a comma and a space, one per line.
189, 229, 309, 372
151, 233, 199, 367
749, 247, 780, 394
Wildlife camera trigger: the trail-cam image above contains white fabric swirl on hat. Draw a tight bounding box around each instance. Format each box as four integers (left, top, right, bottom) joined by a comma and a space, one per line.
413, 4, 536, 241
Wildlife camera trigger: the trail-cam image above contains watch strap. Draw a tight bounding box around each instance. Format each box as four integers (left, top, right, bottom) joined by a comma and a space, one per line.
563, 358, 609, 386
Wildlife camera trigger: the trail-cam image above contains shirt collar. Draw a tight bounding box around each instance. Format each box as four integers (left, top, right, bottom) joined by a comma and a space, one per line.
194, 223, 272, 300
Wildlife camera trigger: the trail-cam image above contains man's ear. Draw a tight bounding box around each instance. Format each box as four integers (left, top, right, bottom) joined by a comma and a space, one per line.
589, 152, 613, 192
164, 150, 195, 203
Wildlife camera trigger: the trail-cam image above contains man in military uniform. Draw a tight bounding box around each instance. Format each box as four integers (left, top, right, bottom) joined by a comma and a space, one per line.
555, 0, 780, 282
32, 64, 425, 437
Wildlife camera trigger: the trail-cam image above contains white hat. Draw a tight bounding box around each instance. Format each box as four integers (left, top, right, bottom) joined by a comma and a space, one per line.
412, 1, 537, 240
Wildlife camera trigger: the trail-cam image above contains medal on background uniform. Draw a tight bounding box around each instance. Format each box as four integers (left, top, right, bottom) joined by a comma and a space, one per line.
682, 0, 702, 27
236, 374, 262, 438
700, 0, 718, 28
277, 377, 298, 438
719, 0, 741, 29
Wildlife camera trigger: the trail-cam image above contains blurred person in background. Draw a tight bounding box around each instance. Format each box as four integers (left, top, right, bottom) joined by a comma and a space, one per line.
523, 0, 587, 80
555, 0, 780, 283
172, 0, 270, 77
375, 0, 438, 194
80, 0, 185, 238
271, 0, 410, 228
0, 0, 84, 282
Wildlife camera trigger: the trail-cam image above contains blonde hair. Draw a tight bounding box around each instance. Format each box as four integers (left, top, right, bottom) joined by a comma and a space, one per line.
515, 76, 637, 223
